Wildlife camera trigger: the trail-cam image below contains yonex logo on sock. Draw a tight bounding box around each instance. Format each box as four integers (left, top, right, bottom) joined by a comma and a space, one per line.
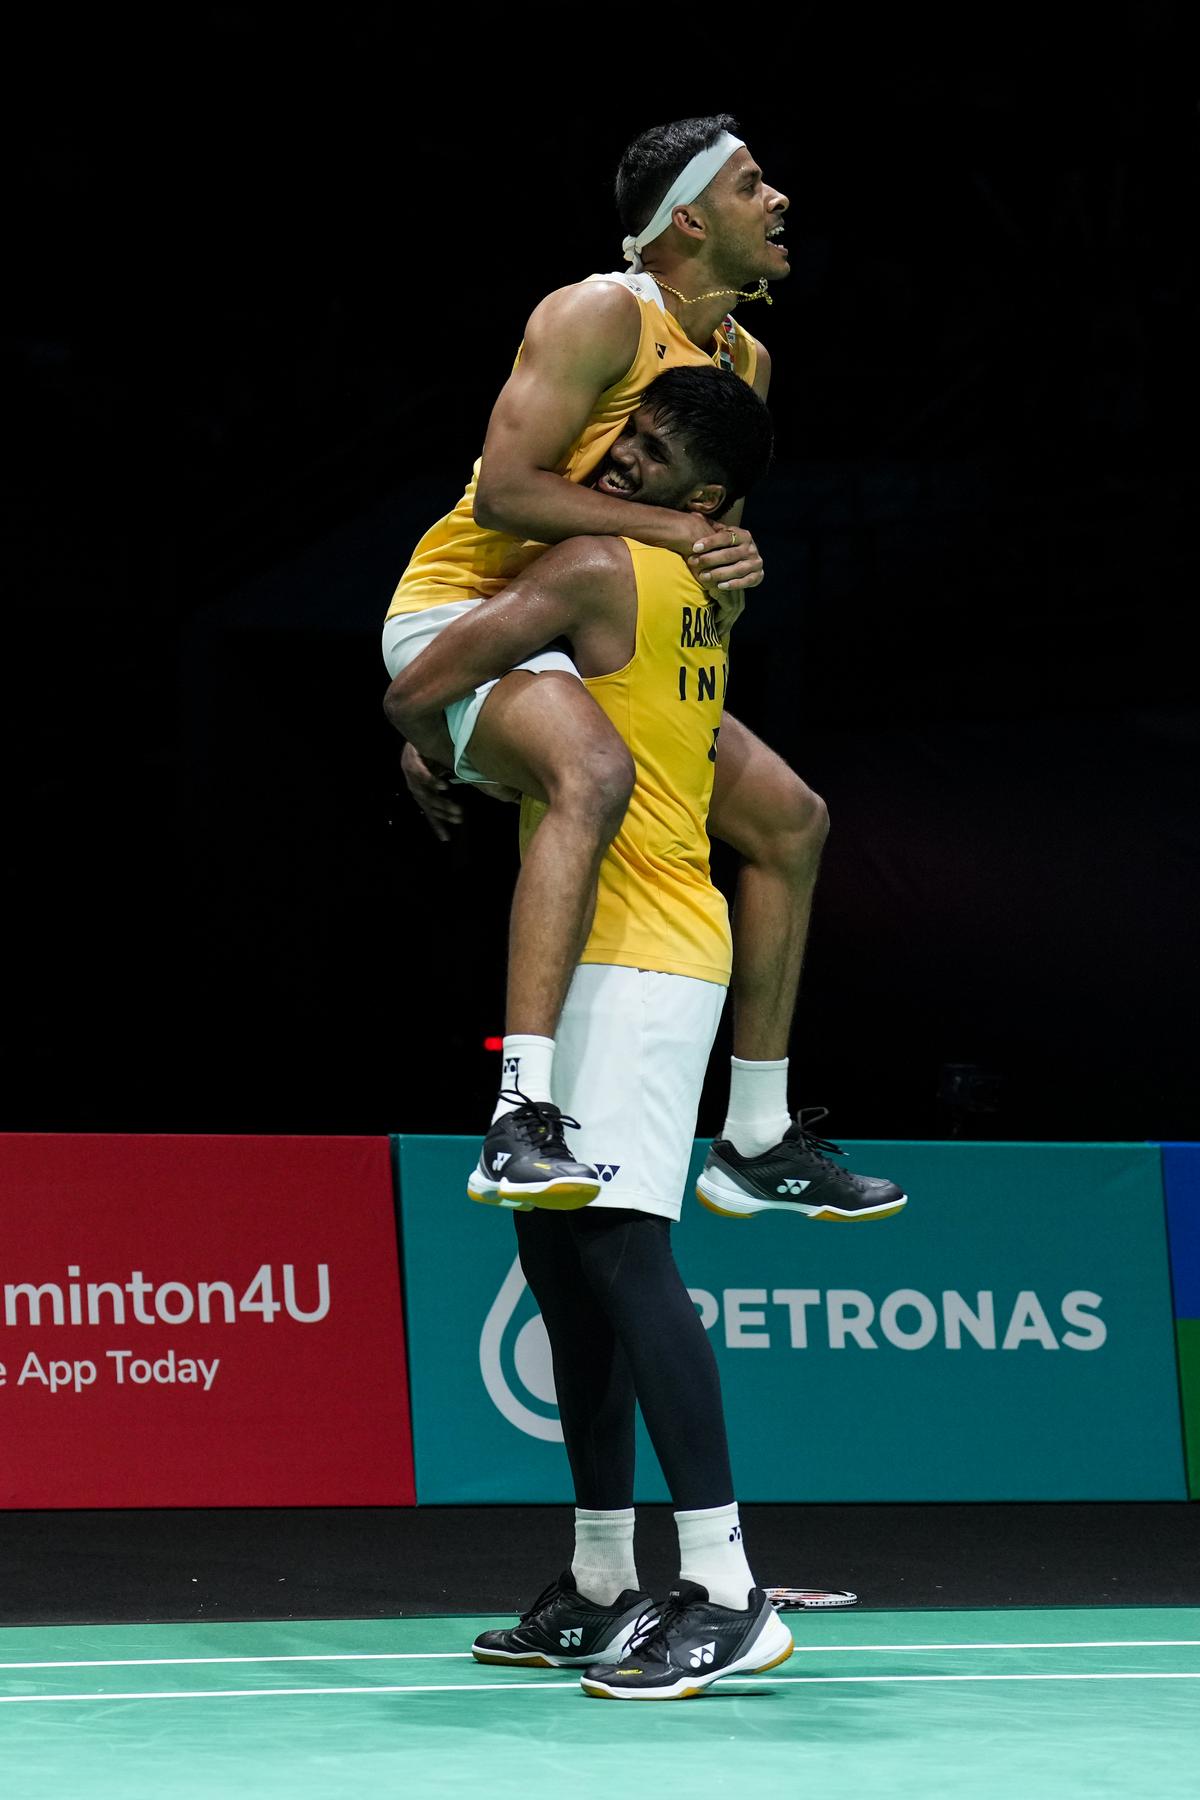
596, 1163, 621, 1182
690, 1641, 716, 1667
776, 1179, 810, 1195
728, 1526, 742, 1542
560, 1628, 583, 1647
503, 1057, 520, 1078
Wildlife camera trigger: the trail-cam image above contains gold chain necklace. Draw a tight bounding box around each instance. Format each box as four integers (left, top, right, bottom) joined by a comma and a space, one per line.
654, 275, 772, 308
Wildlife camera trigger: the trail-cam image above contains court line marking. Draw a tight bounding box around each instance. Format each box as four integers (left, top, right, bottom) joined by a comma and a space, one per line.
0, 1682, 579, 1704
5, 1672, 1200, 1705
0, 1653, 472, 1671
2, 1639, 1198, 1672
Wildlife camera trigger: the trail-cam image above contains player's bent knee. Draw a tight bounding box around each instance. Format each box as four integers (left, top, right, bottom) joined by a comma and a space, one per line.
793, 781, 830, 850
552, 741, 635, 839
733, 774, 829, 870
771, 780, 829, 870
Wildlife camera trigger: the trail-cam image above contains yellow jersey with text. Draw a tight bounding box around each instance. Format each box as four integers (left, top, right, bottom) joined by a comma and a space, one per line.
519, 538, 731, 987
386, 272, 758, 620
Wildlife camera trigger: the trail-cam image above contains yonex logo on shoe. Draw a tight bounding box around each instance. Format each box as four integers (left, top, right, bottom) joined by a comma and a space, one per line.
493, 1153, 511, 1171
596, 1163, 621, 1182
776, 1180, 810, 1195
690, 1641, 716, 1668
560, 1628, 583, 1647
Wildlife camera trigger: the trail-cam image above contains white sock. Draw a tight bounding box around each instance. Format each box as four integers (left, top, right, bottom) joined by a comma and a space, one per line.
675, 1502, 756, 1611
572, 1507, 639, 1605
493, 1034, 555, 1121
721, 1056, 792, 1157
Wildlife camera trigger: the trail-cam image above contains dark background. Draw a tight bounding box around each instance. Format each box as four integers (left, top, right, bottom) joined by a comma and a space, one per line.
5, 7, 1197, 1143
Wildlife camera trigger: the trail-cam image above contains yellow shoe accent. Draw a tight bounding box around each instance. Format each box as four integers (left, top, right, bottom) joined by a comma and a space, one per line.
532, 1182, 601, 1212
472, 1650, 553, 1667
695, 1187, 752, 1219
811, 1201, 908, 1222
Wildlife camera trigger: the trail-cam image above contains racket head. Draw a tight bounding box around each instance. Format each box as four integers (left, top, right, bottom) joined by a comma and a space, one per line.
766, 1585, 858, 1610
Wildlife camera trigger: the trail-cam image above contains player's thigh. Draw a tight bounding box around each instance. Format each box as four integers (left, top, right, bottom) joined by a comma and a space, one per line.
470, 670, 634, 808
709, 712, 826, 860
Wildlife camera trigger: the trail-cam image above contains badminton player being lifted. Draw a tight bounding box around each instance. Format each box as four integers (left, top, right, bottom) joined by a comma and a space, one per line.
382, 114, 905, 1223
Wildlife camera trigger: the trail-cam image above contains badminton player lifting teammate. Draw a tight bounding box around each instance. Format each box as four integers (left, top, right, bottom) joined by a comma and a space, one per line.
383, 114, 904, 1221
389, 364, 804, 1695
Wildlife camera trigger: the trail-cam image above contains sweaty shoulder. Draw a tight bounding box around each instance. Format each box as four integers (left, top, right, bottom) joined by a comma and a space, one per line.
521, 280, 642, 388
528, 534, 634, 597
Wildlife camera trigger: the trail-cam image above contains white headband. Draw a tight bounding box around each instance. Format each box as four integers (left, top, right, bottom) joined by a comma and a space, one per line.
622, 131, 745, 271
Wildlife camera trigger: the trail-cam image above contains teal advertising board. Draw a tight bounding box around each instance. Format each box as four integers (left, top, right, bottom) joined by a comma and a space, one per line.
395, 1138, 1186, 1503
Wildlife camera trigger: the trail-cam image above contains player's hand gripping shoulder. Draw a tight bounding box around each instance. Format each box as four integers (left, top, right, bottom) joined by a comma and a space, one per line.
686, 521, 762, 640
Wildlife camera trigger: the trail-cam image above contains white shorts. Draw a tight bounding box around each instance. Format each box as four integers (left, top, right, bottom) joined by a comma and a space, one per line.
381, 601, 580, 785
551, 964, 728, 1222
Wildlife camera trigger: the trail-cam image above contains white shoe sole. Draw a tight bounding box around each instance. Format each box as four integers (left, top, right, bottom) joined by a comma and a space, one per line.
696, 1166, 907, 1222
581, 1608, 794, 1700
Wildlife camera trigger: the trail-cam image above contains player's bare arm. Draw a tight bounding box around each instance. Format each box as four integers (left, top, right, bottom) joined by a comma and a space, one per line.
384, 539, 635, 765
472, 283, 764, 593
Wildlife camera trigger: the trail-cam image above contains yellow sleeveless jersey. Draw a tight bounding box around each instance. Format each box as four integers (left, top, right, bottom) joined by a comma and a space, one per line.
519, 538, 732, 987
386, 272, 758, 620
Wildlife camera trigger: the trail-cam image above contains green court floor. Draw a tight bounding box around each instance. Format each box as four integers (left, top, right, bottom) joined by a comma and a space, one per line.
3, 1608, 1199, 1798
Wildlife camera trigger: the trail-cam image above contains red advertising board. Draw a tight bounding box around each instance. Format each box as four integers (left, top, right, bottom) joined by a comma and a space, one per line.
0, 1134, 415, 1506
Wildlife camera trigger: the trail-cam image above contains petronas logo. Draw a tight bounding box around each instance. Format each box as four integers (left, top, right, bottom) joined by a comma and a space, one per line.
479, 1255, 563, 1442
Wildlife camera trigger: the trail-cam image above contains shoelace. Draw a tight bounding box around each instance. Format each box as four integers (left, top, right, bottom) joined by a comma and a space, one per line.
624, 1594, 687, 1660
790, 1105, 847, 1170
495, 1086, 583, 1158
520, 1576, 566, 1624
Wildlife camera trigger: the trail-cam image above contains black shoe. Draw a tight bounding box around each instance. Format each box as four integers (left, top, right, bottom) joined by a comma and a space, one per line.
696, 1108, 907, 1221
472, 1569, 652, 1667
580, 1580, 793, 1700
468, 1090, 600, 1211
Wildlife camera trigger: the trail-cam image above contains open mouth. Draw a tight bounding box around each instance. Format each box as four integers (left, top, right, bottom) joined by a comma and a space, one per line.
767, 221, 789, 257
595, 465, 637, 498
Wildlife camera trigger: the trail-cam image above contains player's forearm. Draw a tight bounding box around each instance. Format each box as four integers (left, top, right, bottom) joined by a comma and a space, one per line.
384, 654, 478, 750
474, 467, 694, 555
383, 594, 571, 745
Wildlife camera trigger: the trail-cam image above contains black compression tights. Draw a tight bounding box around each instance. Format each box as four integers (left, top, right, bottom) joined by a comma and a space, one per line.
513, 1207, 734, 1512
